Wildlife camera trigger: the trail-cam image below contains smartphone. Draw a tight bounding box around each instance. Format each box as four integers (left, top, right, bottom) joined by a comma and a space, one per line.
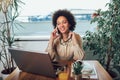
57, 27, 60, 34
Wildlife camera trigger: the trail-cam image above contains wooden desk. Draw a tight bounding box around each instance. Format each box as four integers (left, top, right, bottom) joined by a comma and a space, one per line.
5, 60, 112, 80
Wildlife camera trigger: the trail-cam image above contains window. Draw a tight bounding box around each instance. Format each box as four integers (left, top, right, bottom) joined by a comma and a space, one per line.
15, 0, 110, 37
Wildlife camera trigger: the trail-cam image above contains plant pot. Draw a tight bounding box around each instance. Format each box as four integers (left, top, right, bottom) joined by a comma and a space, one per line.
107, 69, 118, 79
74, 74, 82, 80
1, 72, 9, 80
1, 67, 16, 80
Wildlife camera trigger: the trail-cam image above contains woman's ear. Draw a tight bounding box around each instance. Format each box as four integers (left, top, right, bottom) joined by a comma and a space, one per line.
69, 24, 71, 28
69, 24, 72, 31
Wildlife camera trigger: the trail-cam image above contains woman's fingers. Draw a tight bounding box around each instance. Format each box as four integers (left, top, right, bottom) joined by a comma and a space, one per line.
68, 31, 72, 38
51, 28, 60, 40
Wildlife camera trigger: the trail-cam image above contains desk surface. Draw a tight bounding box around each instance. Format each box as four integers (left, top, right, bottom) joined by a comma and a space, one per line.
5, 60, 112, 80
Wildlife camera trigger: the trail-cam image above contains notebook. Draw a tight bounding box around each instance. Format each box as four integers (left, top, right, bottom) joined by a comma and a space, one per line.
8, 48, 66, 78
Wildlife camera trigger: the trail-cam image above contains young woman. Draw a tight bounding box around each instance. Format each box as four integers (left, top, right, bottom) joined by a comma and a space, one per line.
46, 9, 85, 61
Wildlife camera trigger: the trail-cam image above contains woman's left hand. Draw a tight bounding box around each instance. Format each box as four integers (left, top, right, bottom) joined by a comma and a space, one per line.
69, 32, 78, 45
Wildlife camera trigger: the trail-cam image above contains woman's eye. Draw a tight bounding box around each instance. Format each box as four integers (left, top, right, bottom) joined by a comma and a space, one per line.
63, 21, 68, 24
63, 22, 67, 24
57, 23, 60, 26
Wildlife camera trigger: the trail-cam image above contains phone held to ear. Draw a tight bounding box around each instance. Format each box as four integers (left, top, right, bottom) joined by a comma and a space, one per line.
57, 27, 60, 34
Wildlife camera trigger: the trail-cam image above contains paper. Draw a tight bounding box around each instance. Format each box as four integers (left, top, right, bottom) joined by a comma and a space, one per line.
71, 61, 98, 80
81, 62, 98, 79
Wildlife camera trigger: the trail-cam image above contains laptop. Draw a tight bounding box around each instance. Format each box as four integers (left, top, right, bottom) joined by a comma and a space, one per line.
8, 48, 66, 78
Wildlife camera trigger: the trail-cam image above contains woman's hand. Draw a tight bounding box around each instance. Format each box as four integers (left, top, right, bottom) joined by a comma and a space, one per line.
69, 32, 78, 45
50, 27, 60, 41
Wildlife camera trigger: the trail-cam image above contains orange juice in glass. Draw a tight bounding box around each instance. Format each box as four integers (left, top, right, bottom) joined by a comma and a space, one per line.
58, 72, 69, 80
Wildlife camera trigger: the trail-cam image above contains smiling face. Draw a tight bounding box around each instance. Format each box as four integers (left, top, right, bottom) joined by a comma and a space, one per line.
56, 16, 70, 34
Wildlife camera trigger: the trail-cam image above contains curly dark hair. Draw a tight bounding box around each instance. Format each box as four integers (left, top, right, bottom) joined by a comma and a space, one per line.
52, 9, 76, 31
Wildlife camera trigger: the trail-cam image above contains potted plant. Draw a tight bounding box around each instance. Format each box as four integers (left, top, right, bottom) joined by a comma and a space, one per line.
83, 0, 120, 79
0, 0, 24, 79
72, 60, 83, 80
